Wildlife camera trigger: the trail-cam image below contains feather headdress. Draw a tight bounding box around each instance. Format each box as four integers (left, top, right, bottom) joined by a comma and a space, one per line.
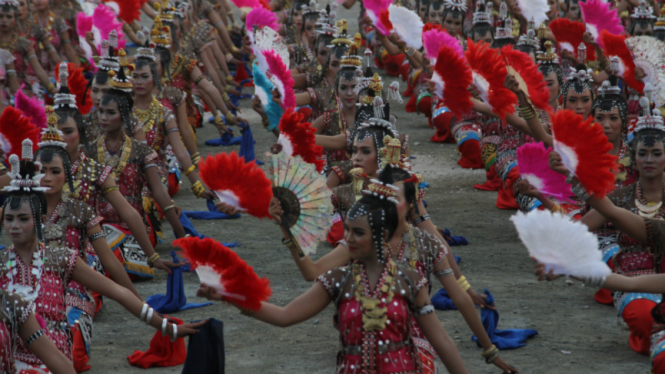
0, 107, 41, 160
516, 0, 549, 27
263, 49, 296, 109
102, 0, 146, 23
365, 0, 393, 35
600, 30, 644, 94
548, 18, 596, 61
198, 152, 273, 219
579, 0, 623, 48
15, 89, 46, 129
511, 210, 611, 278
551, 109, 617, 199
423, 29, 463, 63
465, 40, 516, 120
388, 4, 423, 50
501, 46, 551, 111
54, 63, 93, 115
245, 7, 280, 34
277, 109, 325, 172
431, 47, 473, 117
516, 142, 573, 202
175, 237, 271, 311
253, 61, 283, 132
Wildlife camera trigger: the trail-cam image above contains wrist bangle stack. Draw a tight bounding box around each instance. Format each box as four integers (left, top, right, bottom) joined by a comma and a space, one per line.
147, 253, 161, 268
226, 75, 234, 83
184, 164, 196, 176
571, 182, 590, 201
190, 152, 201, 165
24, 329, 45, 347
583, 276, 607, 288
161, 317, 169, 336
171, 323, 178, 342
518, 105, 537, 120
27, 54, 37, 60
481, 345, 500, 364
191, 180, 205, 198
412, 214, 430, 226
225, 112, 236, 123
88, 232, 105, 242
433, 268, 454, 277
214, 20, 224, 28
240, 308, 255, 317
457, 275, 471, 292
282, 237, 297, 250
222, 91, 231, 102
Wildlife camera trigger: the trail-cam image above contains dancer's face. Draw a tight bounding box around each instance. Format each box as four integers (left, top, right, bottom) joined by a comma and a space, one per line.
98, 101, 123, 133
38, 156, 65, 196
443, 13, 462, 36
0, 9, 16, 32
472, 30, 493, 45
91, 77, 110, 109
418, 2, 428, 18
429, 7, 444, 26
564, 87, 592, 118
17, 0, 29, 21
351, 136, 379, 177
338, 76, 358, 111
594, 106, 623, 145
635, 140, 665, 179
327, 53, 342, 82
132, 64, 154, 96
303, 19, 316, 45
633, 22, 653, 37
57, 116, 80, 156
567, 2, 579, 20
344, 215, 377, 261
32, 0, 48, 12
547, 0, 558, 19
543, 71, 560, 106
4, 201, 36, 247
316, 40, 329, 66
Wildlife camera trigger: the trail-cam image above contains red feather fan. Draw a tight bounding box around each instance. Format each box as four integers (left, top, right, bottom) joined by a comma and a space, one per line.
175, 237, 271, 311
278, 108, 325, 172
551, 109, 617, 198
422, 23, 443, 33
549, 18, 597, 61
500, 46, 551, 112
0, 107, 41, 159
465, 40, 517, 120
55, 63, 93, 115
600, 30, 644, 94
198, 152, 273, 219
102, 0, 146, 23
431, 47, 473, 117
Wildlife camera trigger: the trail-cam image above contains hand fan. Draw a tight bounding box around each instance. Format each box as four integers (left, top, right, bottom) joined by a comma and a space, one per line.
198, 151, 273, 219
229, 0, 269, 12
102, 0, 145, 24
246, 8, 280, 44
269, 152, 333, 256
511, 210, 611, 278
277, 108, 325, 172
501, 45, 551, 111
0, 107, 41, 160
253, 61, 284, 132
252, 27, 289, 71
516, 142, 573, 202
15, 89, 46, 129
551, 109, 617, 199
430, 46, 473, 117
54, 63, 93, 115
175, 236, 271, 311
423, 28, 463, 63
388, 4, 423, 50
515, 0, 548, 27
365, 0, 393, 35
548, 18, 596, 61
580, 0, 623, 48
263, 49, 296, 109
600, 30, 644, 94
465, 40, 517, 120
625, 36, 665, 107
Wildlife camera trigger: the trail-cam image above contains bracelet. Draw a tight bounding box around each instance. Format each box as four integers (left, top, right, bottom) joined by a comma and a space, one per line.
433, 268, 454, 277
145, 307, 154, 325
416, 304, 435, 315
550, 202, 563, 214
222, 91, 231, 102
27, 54, 37, 60
191, 180, 204, 198
412, 214, 430, 226
226, 75, 234, 83
62, 39, 71, 44
184, 164, 196, 176
163, 204, 176, 213
140, 303, 149, 321
161, 318, 168, 336
518, 105, 537, 120
45, 83, 55, 93
171, 323, 178, 342
147, 253, 161, 268
88, 232, 105, 242
457, 275, 471, 292
166, 127, 180, 134
214, 66, 222, 71
571, 182, 590, 201
583, 276, 607, 288
565, 174, 574, 184
194, 75, 205, 85
225, 112, 236, 123
282, 237, 297, 250
24, 329, 45, 347
6, 69, 15, 76
191, 153, 201, 165
102, 186, 119, 195
481, 344, 500, 364
214, 20, 224, 28
405, 47, 416, 56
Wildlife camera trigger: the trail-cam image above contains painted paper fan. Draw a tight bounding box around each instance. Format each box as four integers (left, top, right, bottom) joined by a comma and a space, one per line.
465, 40, 517, 120
15, 89, 46, 129
269, 152, 333, 256
516, 0, 548, 27
625, 36, 665, 107
246, 8, 280, 44
263, 49, 296, 109
516, 142, 573, 202
431, 46, 473, 117
277, 108, 325, 172
511, 210, 611, 278
423, 28, 463, 63
501, 46, 551, 111
388, 4, 423, 50
551, 109, 617, 199
0, 107, 41, 159
365, 0, 393, 35
175, 236, 271, 311
600, 30, 644, 94
580, 0, 623, 48
198, 152, 273, 219
548, 18, 596, 61
253, 61, 283, 132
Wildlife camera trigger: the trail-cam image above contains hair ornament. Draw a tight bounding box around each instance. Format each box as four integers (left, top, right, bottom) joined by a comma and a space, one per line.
631, 0, 656, 19
38, 107, 67, 149
597, 80, 621, 97
472, 0, 491, 25
634, 96, 665, 133
517, 28, 539, 49
136, 43, 156, 61
330, 19, 352, 47
363, 179, 399, 205
3, 140, 47, 192
444, 0, 467, 11
388, 81, 403, 104
108, 68, 133, 93
536, 41, 560, 65
0, 0, 18, 7
494, 17, 514, 40
566, 68, 593, 84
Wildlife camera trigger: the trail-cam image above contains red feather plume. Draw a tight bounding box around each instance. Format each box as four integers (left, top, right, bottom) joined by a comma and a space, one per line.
102, 0, 146, 23
55, 63, 93, 115
431, 46, 473, 117
549, 18, 597, 61
175, 236, 271, 311
465, 40, 517, 120
551, 109, 617, 199
600, 30, 644, 94
422, 23, 442, 33
0, 107, 41, 159
278, 108, 325, 172
198, 152, 273, 219
501, 46, 551, 112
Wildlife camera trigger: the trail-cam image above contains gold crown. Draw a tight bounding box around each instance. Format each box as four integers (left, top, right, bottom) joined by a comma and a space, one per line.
118, 49, 129, 67
45, 106, 59, 127
353, 32, 362, 49
536, 41, 559, 64
108, 69, 133, 92
331, 19, 352, 46
159, 0, 174, 21
537, 23, 547, 39
340, 44, 362, 67
39, 106, 67, 148
379, 135, 402, 168
151, 17, 171, 47
366, 180, 398, 201
369, 73, 383, 92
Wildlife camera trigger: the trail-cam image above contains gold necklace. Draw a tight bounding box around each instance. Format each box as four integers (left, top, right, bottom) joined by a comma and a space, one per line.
134, 97, 160, 132
352, 257, 397, 331
97, 134, 132, 180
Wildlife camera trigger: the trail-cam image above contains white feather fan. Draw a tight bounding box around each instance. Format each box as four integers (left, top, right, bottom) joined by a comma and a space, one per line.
510, 210, 611, 278
388, 4, 424, 50
253, 27, 290, 72
516, 0, 549, 27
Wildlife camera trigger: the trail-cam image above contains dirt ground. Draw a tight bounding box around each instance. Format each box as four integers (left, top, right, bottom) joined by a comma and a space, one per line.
81, 5, 653, 374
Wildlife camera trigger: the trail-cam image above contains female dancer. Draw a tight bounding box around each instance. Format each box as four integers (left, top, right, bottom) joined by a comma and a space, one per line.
203, 167, 470, 374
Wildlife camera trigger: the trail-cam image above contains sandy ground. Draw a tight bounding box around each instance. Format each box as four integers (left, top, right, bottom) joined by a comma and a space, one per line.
75, 4, 654, 374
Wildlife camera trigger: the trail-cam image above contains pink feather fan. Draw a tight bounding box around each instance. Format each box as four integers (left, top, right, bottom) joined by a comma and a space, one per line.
423, 29, 463, 63
263, 50, 296, 109
245, 8, 280, 34
579, 0, 623, 49
516, 142, 573, 202
365, 0, 393, 35
77, 4, 125, 63
14, 88, 46, 129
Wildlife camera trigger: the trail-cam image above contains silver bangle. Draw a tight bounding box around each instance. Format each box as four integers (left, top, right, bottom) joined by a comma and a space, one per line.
171, 323, 178, 342
571, 182, 590, 201
6, 69, 16, 76
88, 232, 105, 242
433, 268, 454, 278
161, 318, 168, 335
27, 54, 37, 60
584, 276, 607, 288
565, 173, 574, 184
214, 20, 224, 28
145, 308, 154, 325
140, 303, 148, 321
417, 304, 435, 315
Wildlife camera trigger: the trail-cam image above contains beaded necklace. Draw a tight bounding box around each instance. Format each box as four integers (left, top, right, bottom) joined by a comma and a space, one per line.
0, 33, 18, 52
396, 226, 418, 269
5, 243, 45, 302
635, 181, 665, 219
43, 196, 67, 242
351, 257, 397, 331
134, 97, 160, 133
97, 134, 132, 182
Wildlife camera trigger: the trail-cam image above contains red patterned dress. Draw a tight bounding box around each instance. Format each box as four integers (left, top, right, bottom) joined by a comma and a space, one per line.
161, 54, 201, 129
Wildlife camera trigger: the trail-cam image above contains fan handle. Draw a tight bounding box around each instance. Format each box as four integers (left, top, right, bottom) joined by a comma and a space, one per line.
280, 215, 305, 258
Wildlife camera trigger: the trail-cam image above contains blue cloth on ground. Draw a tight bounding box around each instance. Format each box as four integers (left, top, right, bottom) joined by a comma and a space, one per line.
238, 121, 263, 165
177, 213, 239, 248
431, 288, 458, 310
442, 228, 468, 246
182, 319, 225, 374
146, 252, 212, 314
471, 289, 539, 349
205, 131, 242, 146
181, 199, 241, 220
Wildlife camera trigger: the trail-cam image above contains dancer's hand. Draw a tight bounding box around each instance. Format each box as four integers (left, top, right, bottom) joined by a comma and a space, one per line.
533, 261, 562, 282
197, 284, 223, 301
504, 74, 522, 95
493, 356, 519, 373
199, 190, 215, 200
515, 179, 542, 199
467, 288, 495, 310
175, 320, 208, 338
215, 201, 241, 216
548, 151, 570, 177
268, 197, 284, 223
153, 258, 185, 273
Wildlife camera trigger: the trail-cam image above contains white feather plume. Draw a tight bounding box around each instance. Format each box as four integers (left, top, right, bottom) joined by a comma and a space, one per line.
388, 4, 423, 50
510, 210, 611, 278
516, 0, 549, 27
253, 27, 290, 71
